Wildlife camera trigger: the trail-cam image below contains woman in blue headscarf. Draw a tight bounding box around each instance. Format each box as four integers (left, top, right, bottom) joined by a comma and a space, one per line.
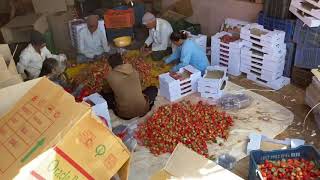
164, 31, 209, 75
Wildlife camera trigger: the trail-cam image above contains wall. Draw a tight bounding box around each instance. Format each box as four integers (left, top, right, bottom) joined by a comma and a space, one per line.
162, 0, 263, 35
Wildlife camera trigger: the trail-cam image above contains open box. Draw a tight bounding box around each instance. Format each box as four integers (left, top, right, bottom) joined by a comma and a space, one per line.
0, 78, 130, 179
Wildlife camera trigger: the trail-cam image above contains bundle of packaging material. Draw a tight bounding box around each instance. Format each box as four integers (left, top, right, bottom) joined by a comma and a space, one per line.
69, 19, 106, 49
240, 24, 290, 90
197, 66, 228, 99
290, 0, 320, 27
211, 32, 244, 76
159, 65, 201, 102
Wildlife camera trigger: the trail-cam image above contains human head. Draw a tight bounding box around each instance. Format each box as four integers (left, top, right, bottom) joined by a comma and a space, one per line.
86, 15, 99, 33
30, 30, 46, 51
142, 12, 156, 29
170, 31, 188, 46
39, 58, 59, 77
108, 53, 124, 69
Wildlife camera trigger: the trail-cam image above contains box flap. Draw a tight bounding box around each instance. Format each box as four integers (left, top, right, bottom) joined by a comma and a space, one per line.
32, 0, 67, 14
0, 44, 13, 64
152, 143, 244, 180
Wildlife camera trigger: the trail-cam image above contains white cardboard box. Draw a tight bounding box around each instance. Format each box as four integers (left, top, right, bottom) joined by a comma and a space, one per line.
247, 74, 290, 90
240, 24, 285, 44
290, 5, 320, 27
291, 0, 320, 20
159, 65, 201, 101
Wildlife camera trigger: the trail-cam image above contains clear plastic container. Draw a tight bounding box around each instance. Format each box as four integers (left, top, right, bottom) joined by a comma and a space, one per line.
218, 93, 252, 110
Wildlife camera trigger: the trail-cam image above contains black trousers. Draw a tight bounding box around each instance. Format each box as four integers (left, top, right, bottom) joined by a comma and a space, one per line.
100, 86, 158, 119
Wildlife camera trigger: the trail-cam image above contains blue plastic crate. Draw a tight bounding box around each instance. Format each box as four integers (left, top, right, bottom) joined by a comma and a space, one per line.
294, 44, 320, 69
294, 19, 320, 48
249, 145, 320, 180
283, 42, 296, 77
257, 12, 296, 42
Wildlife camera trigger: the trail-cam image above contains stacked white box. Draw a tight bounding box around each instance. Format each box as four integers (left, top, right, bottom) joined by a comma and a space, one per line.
69, 19, 106, 49
159, 65, 201, 102
290, 0, 320, 27
240, 23, 288, 90
197, 66, 228, 99
211, 32, 244, 76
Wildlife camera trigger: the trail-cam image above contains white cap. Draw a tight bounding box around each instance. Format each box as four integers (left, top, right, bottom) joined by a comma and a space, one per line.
142, 12, 156, 25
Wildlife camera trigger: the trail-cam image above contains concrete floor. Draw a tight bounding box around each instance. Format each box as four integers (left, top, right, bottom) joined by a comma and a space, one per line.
229, 75, 320, 179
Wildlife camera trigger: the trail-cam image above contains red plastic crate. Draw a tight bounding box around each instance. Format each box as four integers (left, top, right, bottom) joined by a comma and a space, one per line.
104, 8, 135, 29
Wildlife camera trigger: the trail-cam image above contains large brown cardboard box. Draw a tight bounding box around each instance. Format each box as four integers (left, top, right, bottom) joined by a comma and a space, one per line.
32, 0, 67, 14
0, 78, 130, 179
47, 11, 74, 54
151, 143, 243, 180
1, 14, 48, 44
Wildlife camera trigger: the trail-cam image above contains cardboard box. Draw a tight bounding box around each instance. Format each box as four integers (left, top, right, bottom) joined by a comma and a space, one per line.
32, 0, 67, 14
0, 78, 130, 180
1, 14, 48, 44
151, 143, 243, 180
0, 44, 23, 89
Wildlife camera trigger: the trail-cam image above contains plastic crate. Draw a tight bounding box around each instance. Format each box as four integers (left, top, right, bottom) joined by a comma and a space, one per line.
294, 44, 320, 69
283, 42, 296, 77
249, 145, 320, 180
263, 0, 292, 19
257, 12, 296, 42
293, 19, 320, 47
104, 8, 135, 29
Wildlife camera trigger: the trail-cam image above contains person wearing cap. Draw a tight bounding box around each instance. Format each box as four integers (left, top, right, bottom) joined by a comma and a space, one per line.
141, 12, 173, 61
17, 31, 66, 80
77, 15, 110, 63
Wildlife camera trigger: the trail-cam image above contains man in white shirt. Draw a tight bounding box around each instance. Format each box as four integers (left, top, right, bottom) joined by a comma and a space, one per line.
77, 15, 110, 63
17, 31, 66, 80
141, 12, 173, 61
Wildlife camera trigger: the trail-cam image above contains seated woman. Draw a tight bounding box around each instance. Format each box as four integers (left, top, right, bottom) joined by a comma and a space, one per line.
39, 58, 68, 88
165, 31, 209, 75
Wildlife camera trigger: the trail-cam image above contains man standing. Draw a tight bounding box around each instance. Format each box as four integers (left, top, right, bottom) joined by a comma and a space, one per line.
141, 12, 173, 61
77, 15, 110, 63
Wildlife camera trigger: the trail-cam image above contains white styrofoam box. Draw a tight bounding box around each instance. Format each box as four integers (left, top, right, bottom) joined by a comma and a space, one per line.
200, 91, 223, 99
242, 40, 286, 55
241, 63, 284, 81
305, 0, 320, 8
159, 65, 201, 101
247, 73, 290, 90
241, 47, 285, 61
291, 0, 320, 19
83, 93, 112, 129
241, 55, 285, 72
240, 23, 285, 44
69, 19, 106, 49
290, 5, 320, 27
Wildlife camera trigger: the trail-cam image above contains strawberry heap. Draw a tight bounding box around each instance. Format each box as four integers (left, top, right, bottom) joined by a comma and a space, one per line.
123, 56, 152, 87
259, 159, 320, 180
136, 101, 234, 157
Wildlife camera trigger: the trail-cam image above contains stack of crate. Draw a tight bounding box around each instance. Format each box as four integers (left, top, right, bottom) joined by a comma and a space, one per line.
211, 32, 244, 76
197, 66, 228, 99
159, 65, 201, 102
290, 0, 320, 27
240, 24, 290, 90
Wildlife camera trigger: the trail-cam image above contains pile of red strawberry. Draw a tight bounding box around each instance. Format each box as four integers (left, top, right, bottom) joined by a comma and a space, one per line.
123, 56, 152, 86
258, 159, 320, 180
136, 101, 234, 157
